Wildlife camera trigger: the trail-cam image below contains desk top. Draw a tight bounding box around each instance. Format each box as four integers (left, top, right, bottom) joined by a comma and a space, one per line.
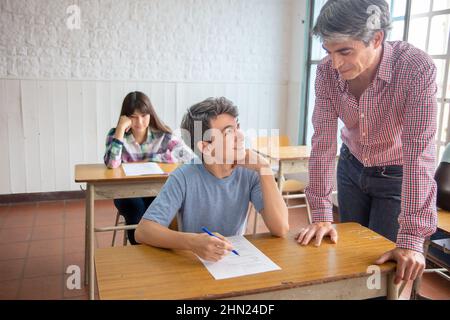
438, 209, 450, 234
95, 223, 396, 300
74, 163, 178, 183
254, 145, 311, 161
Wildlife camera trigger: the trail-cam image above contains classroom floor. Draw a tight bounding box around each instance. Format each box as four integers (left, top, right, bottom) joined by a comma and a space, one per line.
0, 199, 449, 300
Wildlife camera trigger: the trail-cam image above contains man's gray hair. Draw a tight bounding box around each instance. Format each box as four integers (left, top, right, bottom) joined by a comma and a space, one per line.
313, 0, 392, 45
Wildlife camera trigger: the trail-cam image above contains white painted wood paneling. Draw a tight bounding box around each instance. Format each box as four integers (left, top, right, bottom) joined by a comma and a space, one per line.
96, 82, 112, 163
109, 82, 126, 130
21, 80, 41, 193
5, 80, 27, 193
53, 81, 71, 191
0, 80, 11, 194
37, 81, 56, 192
67, 81, 84, 191
0, 79, 288, 194
82, 81, 99, 164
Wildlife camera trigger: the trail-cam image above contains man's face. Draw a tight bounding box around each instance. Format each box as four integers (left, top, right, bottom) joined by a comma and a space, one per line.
202, 113, 245, 165
323, 38, 379, 81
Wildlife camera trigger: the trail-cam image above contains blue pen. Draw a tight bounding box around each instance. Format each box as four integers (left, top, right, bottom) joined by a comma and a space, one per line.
201, 227, 239, 256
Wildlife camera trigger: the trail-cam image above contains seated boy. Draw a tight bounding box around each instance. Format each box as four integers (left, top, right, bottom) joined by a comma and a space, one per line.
135, 97, 289, 262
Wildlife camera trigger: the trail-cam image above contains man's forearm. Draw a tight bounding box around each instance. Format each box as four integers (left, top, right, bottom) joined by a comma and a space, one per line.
396, 160, 437, 253
304, 150, 336, 223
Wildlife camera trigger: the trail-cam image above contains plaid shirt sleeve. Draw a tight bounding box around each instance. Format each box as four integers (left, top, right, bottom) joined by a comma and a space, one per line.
398, 61, 438, 253
160, 135, 195, 164
305, 63, 338, 223
148, 133, 195, 164
104, 128, 124, 169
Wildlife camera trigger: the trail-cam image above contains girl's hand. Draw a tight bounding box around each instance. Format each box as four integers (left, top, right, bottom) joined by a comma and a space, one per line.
117, 115, 132, 133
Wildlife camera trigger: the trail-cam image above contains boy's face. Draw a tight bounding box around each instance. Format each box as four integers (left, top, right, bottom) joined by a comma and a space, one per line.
202, 113, 245, 165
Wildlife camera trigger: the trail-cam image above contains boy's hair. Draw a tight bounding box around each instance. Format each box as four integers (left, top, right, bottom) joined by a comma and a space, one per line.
180, 97, 239, 155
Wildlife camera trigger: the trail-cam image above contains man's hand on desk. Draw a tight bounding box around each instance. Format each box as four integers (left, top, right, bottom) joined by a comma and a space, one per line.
375, 248, 425, 284
188, 233, 234, 262
296, 222, 338, 246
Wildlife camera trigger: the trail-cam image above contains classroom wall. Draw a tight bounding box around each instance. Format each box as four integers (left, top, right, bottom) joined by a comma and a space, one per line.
0, 0, 307, 194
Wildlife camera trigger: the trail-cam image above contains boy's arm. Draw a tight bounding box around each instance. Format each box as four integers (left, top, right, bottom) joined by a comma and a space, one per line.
135, 219, 193, 250
135, 219, 234, 262
239, 150, 289, 237
258, 168, 289, 237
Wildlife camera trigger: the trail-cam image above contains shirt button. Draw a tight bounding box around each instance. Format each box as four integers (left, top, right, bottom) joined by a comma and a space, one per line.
360, 114, 365, 118
362, 132, 366, 137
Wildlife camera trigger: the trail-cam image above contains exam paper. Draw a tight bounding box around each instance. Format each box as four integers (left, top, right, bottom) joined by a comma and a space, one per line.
199, 236, 281, 280
122, 162, 165, 176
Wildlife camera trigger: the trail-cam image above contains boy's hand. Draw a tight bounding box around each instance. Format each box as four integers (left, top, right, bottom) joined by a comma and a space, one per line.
190, 233, 234, 262
235, 149, 271, 174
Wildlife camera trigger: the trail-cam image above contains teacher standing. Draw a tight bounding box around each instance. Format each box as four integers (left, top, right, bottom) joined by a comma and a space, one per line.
298, 0, 438, 285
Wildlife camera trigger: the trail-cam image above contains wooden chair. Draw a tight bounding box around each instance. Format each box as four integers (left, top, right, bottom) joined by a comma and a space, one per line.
252, 135, 290, 154
409, 236, 450, 299
251, 135, 308, 206
111, 211, 179, 246
111, 212, 131, 246
250, 135, 311, 231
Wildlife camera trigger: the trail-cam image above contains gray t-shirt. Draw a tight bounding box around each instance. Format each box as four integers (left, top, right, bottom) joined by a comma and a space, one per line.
142, 164, 264, 236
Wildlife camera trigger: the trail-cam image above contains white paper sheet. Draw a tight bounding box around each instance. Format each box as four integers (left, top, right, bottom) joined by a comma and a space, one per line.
121, 162, 165, 176
199, 236, 281, 280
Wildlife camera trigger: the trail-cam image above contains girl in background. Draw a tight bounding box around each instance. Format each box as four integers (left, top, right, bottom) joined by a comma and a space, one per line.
104, 91, 191, 244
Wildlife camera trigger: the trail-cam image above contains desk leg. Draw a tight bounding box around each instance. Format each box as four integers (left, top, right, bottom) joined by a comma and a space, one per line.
87, 184, 95, 300
84, 185, 89, 286
387, 272, 400, 300
277, 160, 283, 193
411, 238, 431, 299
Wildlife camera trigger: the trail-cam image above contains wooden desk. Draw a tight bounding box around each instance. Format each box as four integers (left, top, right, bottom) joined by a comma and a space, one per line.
438, 209, 450, 235
75, 163, 178, 300
95, 223, 399, 300
254, 146, 311, 191
254, 145, 338, 222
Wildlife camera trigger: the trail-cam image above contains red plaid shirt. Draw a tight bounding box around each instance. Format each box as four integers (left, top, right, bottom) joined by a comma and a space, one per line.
305, 41, 438, 253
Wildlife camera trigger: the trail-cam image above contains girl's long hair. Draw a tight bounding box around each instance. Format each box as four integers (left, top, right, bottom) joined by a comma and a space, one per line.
120, 91, 172, 134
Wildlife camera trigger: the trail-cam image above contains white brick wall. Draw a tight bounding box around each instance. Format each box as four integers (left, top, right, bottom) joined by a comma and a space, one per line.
0, 0, 293, 82
0, 0, 307, 194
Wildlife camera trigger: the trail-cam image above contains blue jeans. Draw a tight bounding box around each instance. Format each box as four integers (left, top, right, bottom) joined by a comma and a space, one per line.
113, 197, 155, 245
337, 144, 403, 242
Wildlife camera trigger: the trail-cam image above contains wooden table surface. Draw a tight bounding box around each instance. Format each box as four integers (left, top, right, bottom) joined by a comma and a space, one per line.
95, 223, 396, 300
74, 162, 179, 299
254, 146, 311, 161
74, 163, 178, 183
